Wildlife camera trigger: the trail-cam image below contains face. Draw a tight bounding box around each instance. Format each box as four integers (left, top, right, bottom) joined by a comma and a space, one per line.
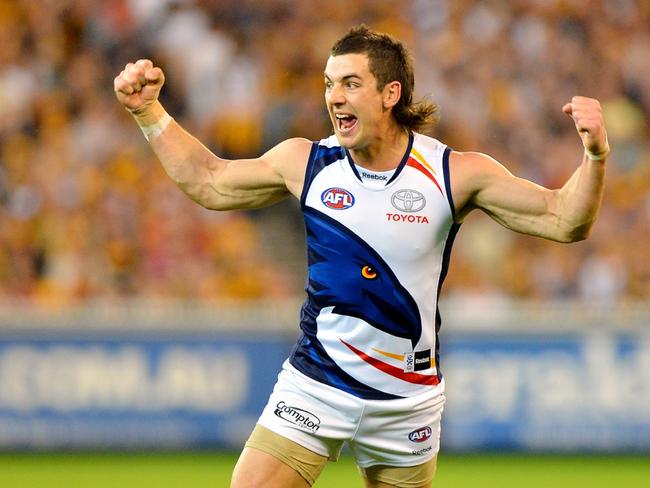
324, 53, 395, 150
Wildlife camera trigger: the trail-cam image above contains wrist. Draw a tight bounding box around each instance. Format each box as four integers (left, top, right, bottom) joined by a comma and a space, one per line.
585, 144, 610, 161
129, 102, 172, 141
127, 100, 164, 124
585, 135, 610, 161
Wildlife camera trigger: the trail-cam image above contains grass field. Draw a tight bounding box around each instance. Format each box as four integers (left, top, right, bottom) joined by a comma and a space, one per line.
0, 452, 648, 487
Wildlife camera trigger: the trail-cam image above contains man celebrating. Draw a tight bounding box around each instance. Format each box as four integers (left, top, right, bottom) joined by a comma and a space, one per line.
115, 25, 608, 488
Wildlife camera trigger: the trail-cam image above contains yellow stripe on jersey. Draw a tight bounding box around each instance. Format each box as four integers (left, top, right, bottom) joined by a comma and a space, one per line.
371, 347, 404, 361
411, 147, 436, 175
371, 347, 438, 367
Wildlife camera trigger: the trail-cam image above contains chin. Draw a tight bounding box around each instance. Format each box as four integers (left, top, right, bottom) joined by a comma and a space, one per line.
335, 136, 352, 149
334, 131, 360, 150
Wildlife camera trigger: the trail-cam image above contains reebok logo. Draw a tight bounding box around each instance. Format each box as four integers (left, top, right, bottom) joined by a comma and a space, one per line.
411, 446, 433, 455
360, 171, 388, 181
404, 349, 432, 372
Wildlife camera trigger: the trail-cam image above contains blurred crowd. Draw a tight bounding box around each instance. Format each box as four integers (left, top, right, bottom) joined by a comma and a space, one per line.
0, 0, 648, 309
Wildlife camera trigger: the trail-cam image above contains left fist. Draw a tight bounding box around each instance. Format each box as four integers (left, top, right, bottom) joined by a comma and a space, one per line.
562, 96, 609, 159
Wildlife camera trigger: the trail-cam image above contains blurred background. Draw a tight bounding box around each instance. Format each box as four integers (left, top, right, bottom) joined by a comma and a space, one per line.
0, 0, 648, 484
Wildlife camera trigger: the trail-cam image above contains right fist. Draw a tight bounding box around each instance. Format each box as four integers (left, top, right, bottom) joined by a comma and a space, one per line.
114, 59, 165, 114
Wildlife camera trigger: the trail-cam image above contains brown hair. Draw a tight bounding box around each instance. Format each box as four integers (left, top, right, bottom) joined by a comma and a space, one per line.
330, 25, 438, 132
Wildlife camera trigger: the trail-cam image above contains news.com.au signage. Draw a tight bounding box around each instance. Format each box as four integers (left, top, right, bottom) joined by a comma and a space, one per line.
0, 333, 292, 449
0, 330, 648, 451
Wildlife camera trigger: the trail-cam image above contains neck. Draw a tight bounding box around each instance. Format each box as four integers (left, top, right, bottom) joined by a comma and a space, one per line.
349, 124, 410, 171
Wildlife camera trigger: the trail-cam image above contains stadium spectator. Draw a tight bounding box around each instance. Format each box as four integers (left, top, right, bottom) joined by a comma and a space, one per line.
0, 0, 648, 307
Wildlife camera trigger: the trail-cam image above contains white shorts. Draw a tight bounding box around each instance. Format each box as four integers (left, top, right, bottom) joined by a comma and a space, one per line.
256, 360, 446, 468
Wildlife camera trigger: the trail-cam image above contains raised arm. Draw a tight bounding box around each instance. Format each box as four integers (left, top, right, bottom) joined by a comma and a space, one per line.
113, 59, 310, 210
451, 96, 609, 243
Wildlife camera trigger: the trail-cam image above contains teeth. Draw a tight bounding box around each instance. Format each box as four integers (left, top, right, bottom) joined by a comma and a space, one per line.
336, 114, 352, 119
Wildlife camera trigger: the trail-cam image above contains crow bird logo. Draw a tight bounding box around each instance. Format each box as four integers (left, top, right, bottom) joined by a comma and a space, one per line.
303, 208, 422, 349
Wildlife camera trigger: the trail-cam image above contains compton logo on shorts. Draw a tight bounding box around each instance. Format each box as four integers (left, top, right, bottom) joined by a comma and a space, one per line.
274, 401, 321, 433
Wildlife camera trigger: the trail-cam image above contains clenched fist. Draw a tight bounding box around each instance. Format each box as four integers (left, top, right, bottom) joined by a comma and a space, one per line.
562, 96, 609, 160
114, 59, 165, 116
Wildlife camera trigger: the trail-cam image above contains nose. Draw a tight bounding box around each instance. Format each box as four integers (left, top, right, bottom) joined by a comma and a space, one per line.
327, 83, 345, 105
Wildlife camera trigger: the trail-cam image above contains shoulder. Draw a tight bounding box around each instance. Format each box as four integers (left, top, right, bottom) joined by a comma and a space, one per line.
265, 137, 313, 162
449, 150, 512, 184
448, 150, 513, 220
450, 150, 501, 168
263, 137, 313, 172
262, 137, 314, 197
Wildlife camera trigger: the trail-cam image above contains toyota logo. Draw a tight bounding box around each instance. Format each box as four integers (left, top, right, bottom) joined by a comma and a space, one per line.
391, 189, 426, 213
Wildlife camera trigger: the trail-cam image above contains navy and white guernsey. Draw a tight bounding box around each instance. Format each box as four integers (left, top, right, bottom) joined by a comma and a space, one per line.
289, 132, 460, 400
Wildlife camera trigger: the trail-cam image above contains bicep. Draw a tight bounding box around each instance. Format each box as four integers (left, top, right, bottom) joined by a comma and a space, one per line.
199, 138, 311, 210
453, 152, 562, 239
202, 158, 290, 210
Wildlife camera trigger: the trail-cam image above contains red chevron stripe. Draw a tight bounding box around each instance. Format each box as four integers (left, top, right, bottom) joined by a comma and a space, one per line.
407, 157, 443, 195
340, 338, 440, 386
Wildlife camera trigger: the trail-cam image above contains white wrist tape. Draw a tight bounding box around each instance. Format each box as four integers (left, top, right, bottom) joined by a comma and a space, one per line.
136, 112, 173, 141
585, 144, 610, 161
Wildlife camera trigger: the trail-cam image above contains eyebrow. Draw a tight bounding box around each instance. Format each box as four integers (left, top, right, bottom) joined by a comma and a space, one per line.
324, 73, 362, 82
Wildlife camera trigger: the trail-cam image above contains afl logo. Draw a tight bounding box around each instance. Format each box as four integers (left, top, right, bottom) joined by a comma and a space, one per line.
322, 187, 355, 210
408, 426, 432, 443
391, 189, 426, 213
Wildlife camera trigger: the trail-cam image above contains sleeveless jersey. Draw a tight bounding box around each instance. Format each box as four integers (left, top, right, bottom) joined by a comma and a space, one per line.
289, 132, 460, 400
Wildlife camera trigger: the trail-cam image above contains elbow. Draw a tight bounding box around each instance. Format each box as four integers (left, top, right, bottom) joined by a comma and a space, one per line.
556, 222, 593, 243
560, 233, 588, 244
571, 228, 591, 242
176, 181, 227, 210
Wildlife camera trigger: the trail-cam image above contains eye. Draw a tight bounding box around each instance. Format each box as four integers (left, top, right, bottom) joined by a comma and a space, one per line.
361, 265, 377, 280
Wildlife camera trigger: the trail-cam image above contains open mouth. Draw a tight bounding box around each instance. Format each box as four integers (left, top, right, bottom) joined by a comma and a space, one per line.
335, 113, 358, 134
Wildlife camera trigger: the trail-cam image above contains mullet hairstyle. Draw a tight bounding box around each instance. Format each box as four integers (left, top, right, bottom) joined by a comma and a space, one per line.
330, 25, 438, 132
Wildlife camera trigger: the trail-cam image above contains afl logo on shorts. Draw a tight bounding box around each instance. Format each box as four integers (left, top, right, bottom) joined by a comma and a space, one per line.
408, 426, 432, 443
321, 187, 355, 210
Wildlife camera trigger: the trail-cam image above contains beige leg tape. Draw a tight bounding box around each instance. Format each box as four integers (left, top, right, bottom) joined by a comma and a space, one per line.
244, 424, 329, 486
359, 457, 438, 487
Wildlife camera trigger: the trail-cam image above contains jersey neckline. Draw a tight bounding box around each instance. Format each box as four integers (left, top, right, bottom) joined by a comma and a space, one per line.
345, 132, 414, 189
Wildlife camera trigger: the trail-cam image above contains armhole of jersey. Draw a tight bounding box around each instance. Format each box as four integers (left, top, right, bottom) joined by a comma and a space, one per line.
300, 142, 319, 208
442, 146, 457, 222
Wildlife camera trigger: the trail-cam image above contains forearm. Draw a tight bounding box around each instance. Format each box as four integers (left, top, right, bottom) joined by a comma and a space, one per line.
552, 95, 609, 241
554, 154, 606, 241
131, 101, 224, 206
130, 101, 295, 210
115, 60, 298, 211
462, 97, 608, 243
465, 151, 606, 243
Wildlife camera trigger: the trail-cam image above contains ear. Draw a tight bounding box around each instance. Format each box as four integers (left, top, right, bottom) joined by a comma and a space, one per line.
382, 81, 402, 109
